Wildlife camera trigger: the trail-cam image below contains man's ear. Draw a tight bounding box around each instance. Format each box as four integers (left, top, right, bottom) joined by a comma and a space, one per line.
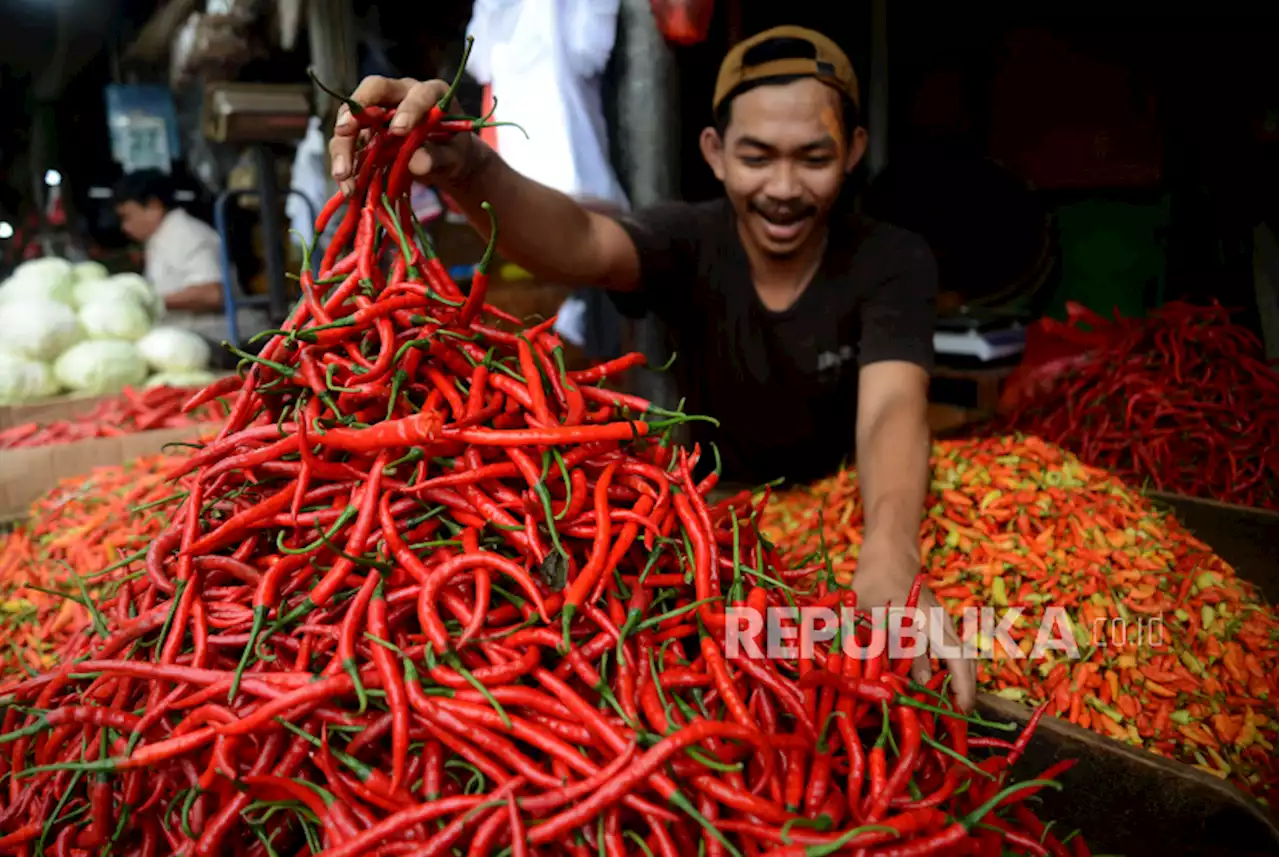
844, 126, 869, 175
699, 127, 726, 181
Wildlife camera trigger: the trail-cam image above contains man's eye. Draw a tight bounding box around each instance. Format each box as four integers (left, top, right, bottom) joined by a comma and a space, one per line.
805, 156, 835, 167
739, 156, 769, 167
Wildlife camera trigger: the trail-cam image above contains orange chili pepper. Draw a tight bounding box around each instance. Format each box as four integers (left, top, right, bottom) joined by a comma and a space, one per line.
763, 434, 1279, 805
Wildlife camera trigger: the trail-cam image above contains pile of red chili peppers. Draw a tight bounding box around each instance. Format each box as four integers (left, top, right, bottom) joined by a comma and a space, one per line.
0, 46, 1087, 857
993, 300, 1278, 509
0, 386, 230, 450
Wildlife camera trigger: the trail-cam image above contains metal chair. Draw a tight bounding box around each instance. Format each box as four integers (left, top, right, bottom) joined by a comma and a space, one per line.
213, 187, 317, 346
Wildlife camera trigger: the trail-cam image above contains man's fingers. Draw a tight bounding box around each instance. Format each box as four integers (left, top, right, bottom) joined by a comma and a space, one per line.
911, 654, 932, 687
948, 656, 977, 713
408, 149, 433, 177
333, 104, 355, 135
330, 76, 420, 182
329, 132, 354, 184
347, 75, 412, 115
389, 80, 450, 135
930, 596, 976, 712
918, 589, 975, 711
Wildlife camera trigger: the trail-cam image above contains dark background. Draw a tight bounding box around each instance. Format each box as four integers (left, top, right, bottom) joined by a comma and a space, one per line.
0, 0, 1274, 319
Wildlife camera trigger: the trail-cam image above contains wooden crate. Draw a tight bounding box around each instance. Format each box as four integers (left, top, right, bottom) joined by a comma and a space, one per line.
0, 392, 113, 431
0, 423, 219, 521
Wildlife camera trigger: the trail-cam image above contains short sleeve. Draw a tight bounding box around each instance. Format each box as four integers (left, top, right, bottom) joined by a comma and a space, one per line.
609, 201, 705, 323
858, 231, 938, 372
175, 238, 224, 290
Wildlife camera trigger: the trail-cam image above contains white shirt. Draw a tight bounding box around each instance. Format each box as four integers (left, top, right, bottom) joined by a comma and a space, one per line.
145, 207, 267, 344
288, 116, 341, 250
466, 0, 629, 209
467, 0, 629, 348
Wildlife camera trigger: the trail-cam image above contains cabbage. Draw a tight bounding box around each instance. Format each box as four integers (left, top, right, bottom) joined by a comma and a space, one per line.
72, 279, 156, 317
53, 340, 148, 394
73, 261, 110, 283
0, 260, 77, 306
72, 279, 115, 308
0, 299, 83, 361
13, 257, 73, 283
136, 326, 212, 372
0, 352, 60, 403
79, 298, 152, 342
144, 369, 217, 390
106, 273, 165, 318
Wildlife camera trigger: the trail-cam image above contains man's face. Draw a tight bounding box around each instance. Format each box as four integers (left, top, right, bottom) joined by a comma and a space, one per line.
116, 199, 165, 243
702, 78, 867, 260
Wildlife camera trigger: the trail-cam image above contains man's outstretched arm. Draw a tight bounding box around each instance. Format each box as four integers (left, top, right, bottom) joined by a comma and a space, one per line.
853, 361, 976, 711
330, 76, 641, 292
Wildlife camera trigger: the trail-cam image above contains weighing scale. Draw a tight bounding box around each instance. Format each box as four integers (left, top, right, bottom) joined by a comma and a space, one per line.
202, 81, 313, 345
933, 307, 1030, 364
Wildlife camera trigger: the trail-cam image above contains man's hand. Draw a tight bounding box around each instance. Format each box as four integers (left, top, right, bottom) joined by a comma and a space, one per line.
329, 77, 480, 197
849, 539, 977, 713
163, 282, 223, 314
326, 75, 642, 292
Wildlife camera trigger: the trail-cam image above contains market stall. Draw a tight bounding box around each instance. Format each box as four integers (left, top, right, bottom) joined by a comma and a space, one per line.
0, 9, 1275, 854
0, 85, 1128, 857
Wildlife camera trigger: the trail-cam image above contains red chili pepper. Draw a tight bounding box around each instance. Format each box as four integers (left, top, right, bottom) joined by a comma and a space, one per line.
559, 461, 619, 637
455, 203, 497, 327
364, 578, 408, 792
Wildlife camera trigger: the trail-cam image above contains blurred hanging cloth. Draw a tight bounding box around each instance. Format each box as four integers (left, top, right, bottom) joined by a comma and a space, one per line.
467, 0, 630, 358
290, 9, 398, 257
288, 116, 340, 254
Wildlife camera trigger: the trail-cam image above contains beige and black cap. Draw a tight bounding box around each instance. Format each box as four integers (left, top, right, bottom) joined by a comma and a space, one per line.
712, 25, 860, 114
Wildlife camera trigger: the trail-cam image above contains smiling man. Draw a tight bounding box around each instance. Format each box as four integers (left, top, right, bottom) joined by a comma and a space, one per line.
329, 25, 973, 709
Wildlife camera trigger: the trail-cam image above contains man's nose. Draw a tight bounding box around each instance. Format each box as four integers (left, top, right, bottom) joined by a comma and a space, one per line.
763, 162, 801, 200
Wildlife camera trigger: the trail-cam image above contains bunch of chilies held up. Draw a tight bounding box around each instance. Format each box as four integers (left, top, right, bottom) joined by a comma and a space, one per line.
0, 59, 1089, 857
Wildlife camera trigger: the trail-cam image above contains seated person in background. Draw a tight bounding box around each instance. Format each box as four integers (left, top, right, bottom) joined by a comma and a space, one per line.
114, 170, 268, 360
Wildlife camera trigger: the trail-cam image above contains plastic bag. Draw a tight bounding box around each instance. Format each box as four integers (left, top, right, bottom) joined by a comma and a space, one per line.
649, 0, 715, 47
997, 302, 1118, 415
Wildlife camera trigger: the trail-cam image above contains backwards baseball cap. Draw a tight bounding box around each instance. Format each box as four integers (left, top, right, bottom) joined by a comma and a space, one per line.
713, 25, 859, 116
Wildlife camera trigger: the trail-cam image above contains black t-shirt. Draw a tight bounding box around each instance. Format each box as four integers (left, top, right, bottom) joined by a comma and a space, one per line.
611, 198, 937, 487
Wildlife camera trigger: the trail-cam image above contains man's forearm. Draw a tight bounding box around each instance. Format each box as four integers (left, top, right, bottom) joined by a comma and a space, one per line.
444, 143, 613, 286
165, 282, 223, 313
857, 396, 931, 564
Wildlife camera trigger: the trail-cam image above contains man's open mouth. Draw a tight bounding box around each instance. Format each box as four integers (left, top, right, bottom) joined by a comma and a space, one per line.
755, 208, 813, 241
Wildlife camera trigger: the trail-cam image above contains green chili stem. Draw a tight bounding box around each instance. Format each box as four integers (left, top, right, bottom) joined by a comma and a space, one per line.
895, 696, 1019, 731
961, 779, 1063, 828
477, 202, 499, 275
633, 597, 722, 633
223, 344, 295, 377
276, 506, 358, 555
438, 37, 476, 110
308, 67, 366, 114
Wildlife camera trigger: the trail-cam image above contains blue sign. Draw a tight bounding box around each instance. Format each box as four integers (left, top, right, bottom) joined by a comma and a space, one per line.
104, 84, 182, 172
